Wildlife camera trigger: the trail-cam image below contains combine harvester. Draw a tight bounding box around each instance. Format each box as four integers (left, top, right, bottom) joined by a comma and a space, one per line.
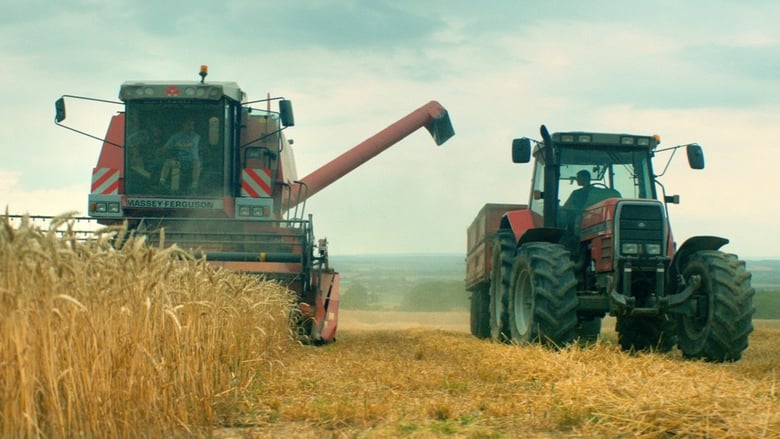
48, 65, 455, 343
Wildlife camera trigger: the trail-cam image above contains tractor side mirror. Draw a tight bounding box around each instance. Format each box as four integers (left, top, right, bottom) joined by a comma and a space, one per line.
512, 137, 532, 163
279, 99, 295, 127
55, 97, 66, 123
686, 143, 705, 169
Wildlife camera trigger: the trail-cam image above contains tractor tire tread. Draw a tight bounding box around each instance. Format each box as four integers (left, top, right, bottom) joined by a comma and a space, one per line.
509, 242, 578, 347
677, 251, 754, 362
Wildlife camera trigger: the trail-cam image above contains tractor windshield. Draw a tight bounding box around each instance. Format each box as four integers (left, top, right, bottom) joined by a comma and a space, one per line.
124, 100, 232, 197
529, 145, 656, 220
557, 146, 655, 204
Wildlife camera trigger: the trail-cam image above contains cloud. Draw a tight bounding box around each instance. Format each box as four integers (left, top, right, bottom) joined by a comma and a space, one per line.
270, 2, 443, 50
1, 0, 779, 258
0, 170, 86, 216
679, 42, 780, 82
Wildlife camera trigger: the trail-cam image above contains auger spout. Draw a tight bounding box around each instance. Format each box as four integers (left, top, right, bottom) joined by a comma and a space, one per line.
282, 100, 454, 211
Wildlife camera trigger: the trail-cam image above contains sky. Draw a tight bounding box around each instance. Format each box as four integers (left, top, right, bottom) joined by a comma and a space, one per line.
1, 0, 779, 258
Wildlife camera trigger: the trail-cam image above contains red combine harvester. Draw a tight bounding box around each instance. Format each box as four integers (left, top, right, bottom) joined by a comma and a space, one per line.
52, 65, 455, 343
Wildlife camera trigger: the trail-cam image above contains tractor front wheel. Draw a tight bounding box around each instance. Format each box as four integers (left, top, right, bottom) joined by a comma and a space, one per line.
677, 250, 754, 362
508, 242, 578, 347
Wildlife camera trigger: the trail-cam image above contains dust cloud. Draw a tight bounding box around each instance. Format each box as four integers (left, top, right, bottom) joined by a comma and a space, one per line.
337, 310, 470, 333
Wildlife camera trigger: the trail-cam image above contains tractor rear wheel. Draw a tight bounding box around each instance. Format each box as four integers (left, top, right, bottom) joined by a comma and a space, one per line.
677, 251, 754, 362
469, 285, 490, 339
489, 230, 515, 342
508, 242, 578, 346
616, 316, 676, 353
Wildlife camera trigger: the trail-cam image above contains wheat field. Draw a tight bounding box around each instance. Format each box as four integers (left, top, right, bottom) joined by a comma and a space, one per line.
0, 215, 296, 438
2, 215, 779, 438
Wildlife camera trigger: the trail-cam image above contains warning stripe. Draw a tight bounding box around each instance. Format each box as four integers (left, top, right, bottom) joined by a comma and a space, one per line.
91, 168, 119, 195
241, 168, 272, 198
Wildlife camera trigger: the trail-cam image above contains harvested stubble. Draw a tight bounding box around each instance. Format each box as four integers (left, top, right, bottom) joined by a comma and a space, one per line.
0, 214, 297, 438
221, 326, 780, 438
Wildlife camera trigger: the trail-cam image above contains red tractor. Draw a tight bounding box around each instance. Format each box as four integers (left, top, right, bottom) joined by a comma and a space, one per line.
466, 125, 754, 362
54, 66, 455, 343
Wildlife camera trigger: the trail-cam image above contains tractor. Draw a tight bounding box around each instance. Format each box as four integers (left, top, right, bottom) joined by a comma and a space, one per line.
466, 125, 754, 362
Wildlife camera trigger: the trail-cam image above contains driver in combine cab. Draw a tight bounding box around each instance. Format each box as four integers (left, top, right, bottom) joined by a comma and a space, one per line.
159, 118, 202, 192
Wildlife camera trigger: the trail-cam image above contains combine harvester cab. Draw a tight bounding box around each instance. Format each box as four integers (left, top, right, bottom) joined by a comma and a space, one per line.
55, 66, 455, 344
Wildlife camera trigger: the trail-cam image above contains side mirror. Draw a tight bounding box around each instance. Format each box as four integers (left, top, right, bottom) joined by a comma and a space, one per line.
279, 99, 295, 127
512, 137, 532, 163
686, 143, 705, 169
55, 97, 66, 123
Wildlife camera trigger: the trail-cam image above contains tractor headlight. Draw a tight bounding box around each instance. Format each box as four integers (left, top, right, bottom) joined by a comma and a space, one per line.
645, 243, 662, 255
238, 206, 250, 217
252, 207, 263, 217
621, 243, 639, 255
108, 202, 120, 213
95, 202, 107, 213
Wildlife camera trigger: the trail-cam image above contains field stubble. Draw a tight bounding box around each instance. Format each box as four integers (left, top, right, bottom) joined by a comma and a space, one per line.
221, 312, 780, 438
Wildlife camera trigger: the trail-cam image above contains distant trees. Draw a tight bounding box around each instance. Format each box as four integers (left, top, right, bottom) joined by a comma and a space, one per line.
341, 280, 470, 312
398, 281, 469, 312
341, 282, 372, 310
753, 290, 780, 319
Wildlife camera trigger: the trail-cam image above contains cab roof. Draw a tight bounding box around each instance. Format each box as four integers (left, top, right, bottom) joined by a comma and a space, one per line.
119, 80, 245, 102
552, 131, 660, 149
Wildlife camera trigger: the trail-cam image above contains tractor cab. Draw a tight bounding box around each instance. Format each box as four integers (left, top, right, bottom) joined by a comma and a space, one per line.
512, 130, 704, 254
516, 131, 660, 227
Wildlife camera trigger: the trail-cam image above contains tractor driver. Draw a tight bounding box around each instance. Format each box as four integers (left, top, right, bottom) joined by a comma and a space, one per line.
563, 169, 593, 210
159, 118, 202, 192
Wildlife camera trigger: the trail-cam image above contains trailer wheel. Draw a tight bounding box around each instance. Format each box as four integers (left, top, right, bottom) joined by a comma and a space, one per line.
677, 251, 754, 362
470, 285, 490, 339
508, 242, 578, 347
616, 316, 676, 353
489, 230, 515, 342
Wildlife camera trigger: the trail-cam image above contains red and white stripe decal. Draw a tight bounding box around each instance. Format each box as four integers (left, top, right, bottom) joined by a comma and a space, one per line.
241, 168, 272, 198
91, 168, 119, 195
